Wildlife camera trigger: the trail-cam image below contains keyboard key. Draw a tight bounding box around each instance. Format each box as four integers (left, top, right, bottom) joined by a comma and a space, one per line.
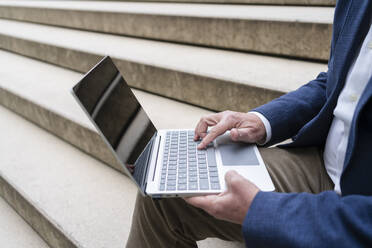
189, 171, 197, 177
198, 165, 207, 169
167, 186, 176, 191
167, 181, 176, 186
210, 177, 220, 183
178, 184, 187, 190
189, 177, 197, 182
168, 175, 176, 180
178, 164, 187, 169
199, 179, 209, 190
209, 167, 218, 172
207, 147, 217, 166
189, 162, 197, 167
177, 185, 187, 191
178, 178, 187, 184
167, 178, 176, 183
189, 183, 198, 190
211, 183, 220, 190
178, 173, 187, 179
199, 169, 208, 174
209, 171, 218, 177
160, 184, 165, 191
199, 174, 208, 179
168, 169, 176, 175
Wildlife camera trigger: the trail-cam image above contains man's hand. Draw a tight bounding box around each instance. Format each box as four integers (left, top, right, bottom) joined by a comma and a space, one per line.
184, 170, 260, 225
194, 111, 266, 149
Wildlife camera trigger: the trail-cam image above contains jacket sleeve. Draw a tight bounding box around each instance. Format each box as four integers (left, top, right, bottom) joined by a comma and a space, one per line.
251, 0, 346, 146
252, 71, 328, 146
243, 191, 372, 247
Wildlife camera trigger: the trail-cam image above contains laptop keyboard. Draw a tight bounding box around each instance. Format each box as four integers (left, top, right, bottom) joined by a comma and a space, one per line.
159, 131, 220, 191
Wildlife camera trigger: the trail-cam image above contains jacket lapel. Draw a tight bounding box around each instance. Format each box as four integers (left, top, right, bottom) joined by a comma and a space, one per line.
343, 78, 372, 171
330, 0, 372, 103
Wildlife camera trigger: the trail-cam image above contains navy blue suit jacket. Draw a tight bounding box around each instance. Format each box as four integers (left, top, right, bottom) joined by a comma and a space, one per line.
243, 1, 372, 247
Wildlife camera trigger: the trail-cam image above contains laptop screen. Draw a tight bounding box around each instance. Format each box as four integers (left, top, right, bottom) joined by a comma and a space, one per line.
72, 57, 156, 176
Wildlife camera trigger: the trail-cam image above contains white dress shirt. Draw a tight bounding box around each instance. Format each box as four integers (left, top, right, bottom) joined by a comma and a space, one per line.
254, 24, 372, 195
324, 24, 372, 194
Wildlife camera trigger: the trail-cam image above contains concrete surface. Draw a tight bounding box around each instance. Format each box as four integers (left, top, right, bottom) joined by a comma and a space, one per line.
0, 105, 243, 248
0, 50, 212, 174
0, 19, 327, 112
0, 197, 50, 248
0, 105, 137, 248
2, 0, 336, 5
114, 0, 336, 4
0, 1, 333, 60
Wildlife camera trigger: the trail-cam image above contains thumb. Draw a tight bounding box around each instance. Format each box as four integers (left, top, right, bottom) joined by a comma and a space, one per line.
230, 128, 254, 143
225, 170, 257, 194
225, 170, 244, 192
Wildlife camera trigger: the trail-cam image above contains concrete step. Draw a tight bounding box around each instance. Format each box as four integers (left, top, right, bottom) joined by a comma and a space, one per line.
0, 19, 327, 112
0, 197, 50, 248
64, 0, 336, 5
0, 105, 243, 248
0, 49, 212, 174
0, 1, 334, 60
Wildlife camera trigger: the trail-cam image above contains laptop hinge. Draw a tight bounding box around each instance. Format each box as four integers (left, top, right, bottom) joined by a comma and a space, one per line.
140, 132, 157, 193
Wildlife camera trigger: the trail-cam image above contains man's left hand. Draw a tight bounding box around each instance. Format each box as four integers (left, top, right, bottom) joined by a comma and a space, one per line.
184, 170, 260, 225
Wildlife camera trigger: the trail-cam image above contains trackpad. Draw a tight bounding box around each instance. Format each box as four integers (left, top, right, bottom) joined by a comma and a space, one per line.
216, 134, 259, 166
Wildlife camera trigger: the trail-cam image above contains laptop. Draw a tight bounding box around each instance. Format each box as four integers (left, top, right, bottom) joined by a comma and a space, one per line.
71, 56, 274, 197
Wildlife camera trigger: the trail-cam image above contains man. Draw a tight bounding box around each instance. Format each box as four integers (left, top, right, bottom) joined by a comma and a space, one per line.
126, 0, 372, 247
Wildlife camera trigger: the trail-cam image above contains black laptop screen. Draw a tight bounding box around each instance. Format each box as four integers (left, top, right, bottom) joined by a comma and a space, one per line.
72, 57, 156, 172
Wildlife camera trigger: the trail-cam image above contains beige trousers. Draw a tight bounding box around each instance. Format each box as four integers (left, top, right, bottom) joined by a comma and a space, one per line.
126, 147, 334, 248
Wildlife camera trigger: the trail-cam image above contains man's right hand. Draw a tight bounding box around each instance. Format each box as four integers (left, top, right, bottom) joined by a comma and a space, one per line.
194, 111, 267, 149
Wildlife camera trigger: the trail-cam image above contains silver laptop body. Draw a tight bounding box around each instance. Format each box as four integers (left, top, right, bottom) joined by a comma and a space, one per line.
71, 56, 274, 198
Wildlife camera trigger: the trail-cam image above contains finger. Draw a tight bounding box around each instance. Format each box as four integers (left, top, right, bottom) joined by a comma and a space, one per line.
198, 122, 228, 149
224, 170, 242, 192
194, 121, 208, 141
194, 114, 219, 141
230, 128, 254, 143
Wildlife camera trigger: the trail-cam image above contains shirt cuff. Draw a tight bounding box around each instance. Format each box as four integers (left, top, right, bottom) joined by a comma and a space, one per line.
249, 111, 272, 145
